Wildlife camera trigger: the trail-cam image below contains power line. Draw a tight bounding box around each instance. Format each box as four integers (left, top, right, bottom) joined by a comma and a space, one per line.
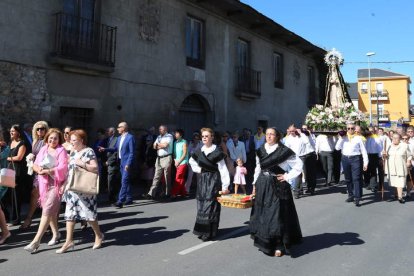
344, 60, 414, 64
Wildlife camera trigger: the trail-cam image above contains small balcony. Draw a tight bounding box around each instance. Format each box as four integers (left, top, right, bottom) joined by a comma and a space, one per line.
235, 66, 261, 100
373, 110, 390, 122
50, 12, 117, 73
370, 90, 389, 101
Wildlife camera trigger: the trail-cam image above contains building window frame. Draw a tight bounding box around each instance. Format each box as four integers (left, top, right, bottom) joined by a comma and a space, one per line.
361, 82, 367, 93
376, 82, 383, 92
272, 52, 284, 89
185, 15, 205, 69
237, 38, 250, 68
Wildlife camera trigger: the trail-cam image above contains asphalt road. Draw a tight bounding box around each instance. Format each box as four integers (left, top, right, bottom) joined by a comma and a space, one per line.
1, 182, 413, 276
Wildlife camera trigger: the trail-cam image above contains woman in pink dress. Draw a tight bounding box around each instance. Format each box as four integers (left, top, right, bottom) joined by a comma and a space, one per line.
24, 128, 68, 253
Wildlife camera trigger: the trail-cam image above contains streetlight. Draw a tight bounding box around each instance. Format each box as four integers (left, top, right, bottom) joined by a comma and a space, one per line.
367, 52, 375, 126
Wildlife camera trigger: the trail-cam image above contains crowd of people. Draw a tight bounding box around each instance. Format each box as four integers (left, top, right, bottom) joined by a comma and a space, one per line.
0, 120, 413, 257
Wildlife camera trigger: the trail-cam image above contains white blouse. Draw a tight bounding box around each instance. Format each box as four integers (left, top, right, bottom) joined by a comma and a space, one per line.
253, 143, 303, 185
188, 144, 230, 191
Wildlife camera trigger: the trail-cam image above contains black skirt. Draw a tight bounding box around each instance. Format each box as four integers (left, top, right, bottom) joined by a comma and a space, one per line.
249, 173, 302, 255
193, 170, 221, 239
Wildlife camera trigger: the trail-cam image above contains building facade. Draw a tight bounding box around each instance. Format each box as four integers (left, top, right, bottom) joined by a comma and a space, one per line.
0, 0, 326, 139
358, 69, 412, 128
347, 82, 358, 110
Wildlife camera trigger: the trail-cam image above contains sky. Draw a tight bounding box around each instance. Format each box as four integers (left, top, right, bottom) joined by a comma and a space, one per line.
240, 0, 414, 87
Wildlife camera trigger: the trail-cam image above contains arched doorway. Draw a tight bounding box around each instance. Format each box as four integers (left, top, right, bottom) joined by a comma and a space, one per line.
178, 94, 210, 140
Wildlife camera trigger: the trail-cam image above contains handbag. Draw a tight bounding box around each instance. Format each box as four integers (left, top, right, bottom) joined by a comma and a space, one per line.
0, 153, 16, 188
68, 165, 99, 195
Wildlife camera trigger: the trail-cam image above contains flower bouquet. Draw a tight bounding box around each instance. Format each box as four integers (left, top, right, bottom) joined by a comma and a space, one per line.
305, 103, 368, 134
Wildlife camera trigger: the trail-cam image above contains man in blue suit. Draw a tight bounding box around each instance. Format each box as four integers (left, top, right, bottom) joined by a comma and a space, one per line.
99, 122, 136, 208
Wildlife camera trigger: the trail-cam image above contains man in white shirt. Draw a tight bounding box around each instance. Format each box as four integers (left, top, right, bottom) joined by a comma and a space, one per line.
315, 134, 335, 186
284, 126, 304, 198
363, 127, 382, 193
226, 131, 247, 165
146, 125, 174, 200
335, 123, 368, 207
285, 125, 317, 196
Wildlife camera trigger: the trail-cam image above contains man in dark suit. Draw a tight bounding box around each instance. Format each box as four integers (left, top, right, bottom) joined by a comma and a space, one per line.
100, 122, 136, 208
105, 127, 120, 203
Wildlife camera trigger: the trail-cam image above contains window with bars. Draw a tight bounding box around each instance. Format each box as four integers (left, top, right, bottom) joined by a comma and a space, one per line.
59, 106, 94, 132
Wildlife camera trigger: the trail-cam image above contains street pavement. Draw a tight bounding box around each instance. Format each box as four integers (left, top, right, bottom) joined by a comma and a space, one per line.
1, 182, 414, 276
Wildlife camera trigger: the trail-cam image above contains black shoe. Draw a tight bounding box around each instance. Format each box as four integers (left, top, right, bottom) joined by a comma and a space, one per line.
143, 194, 154, 200
354, 199, 361, 207
200, 235, 211, 242
7, 219, 21, 226
345, 197, 354, 203
112, 202, 123, 209
125, 201, 134, 205
162, 195, 171, 202
387, 195, 396, 202
398, 197, 406, 204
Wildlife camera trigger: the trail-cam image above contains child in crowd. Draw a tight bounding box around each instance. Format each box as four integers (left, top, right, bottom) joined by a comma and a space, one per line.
233, 158, 247, 194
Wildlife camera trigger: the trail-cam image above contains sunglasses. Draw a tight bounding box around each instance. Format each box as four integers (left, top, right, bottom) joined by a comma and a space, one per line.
347, 127, 355, 130
36, 127, 46, 131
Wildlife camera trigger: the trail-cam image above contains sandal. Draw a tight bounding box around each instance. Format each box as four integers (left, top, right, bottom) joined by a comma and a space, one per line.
19, 219, 32, 230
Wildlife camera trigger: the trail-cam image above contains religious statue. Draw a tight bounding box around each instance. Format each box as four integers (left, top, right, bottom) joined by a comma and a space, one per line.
323, 49, 351, 108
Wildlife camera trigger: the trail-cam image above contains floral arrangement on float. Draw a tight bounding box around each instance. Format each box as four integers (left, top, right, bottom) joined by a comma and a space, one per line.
305, 103, 368, 132
305, 48, 369, 133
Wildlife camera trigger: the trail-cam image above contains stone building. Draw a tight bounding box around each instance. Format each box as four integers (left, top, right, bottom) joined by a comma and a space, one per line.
0, 0, 326, 139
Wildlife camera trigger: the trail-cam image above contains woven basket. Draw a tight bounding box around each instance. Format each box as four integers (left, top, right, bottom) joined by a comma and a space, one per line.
217, 195, 253, 209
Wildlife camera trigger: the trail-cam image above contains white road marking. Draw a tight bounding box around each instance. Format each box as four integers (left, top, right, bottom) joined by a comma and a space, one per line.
178, 226, 248, 255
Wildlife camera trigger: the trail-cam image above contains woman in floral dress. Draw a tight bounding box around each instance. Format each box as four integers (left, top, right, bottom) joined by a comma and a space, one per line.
57, 129, 104, 253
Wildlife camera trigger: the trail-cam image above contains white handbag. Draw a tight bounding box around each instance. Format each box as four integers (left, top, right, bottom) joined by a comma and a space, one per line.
0, 164, 16, 188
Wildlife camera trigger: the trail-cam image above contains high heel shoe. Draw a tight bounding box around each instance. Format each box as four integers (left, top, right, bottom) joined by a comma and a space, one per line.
48, 232, 62, 246
0, 232, 11, 245
24, 241, 40, 253
92, 233, 104, 250
56, 242, 74, 254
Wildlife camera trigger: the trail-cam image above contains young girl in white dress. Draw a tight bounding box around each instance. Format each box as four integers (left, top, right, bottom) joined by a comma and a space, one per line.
234, 158, 247, 194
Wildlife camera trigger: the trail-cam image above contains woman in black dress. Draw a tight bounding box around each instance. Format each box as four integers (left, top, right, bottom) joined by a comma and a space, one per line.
188, 128, 230, 241
250, 127, 303, 257
5, 124, 27, 225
